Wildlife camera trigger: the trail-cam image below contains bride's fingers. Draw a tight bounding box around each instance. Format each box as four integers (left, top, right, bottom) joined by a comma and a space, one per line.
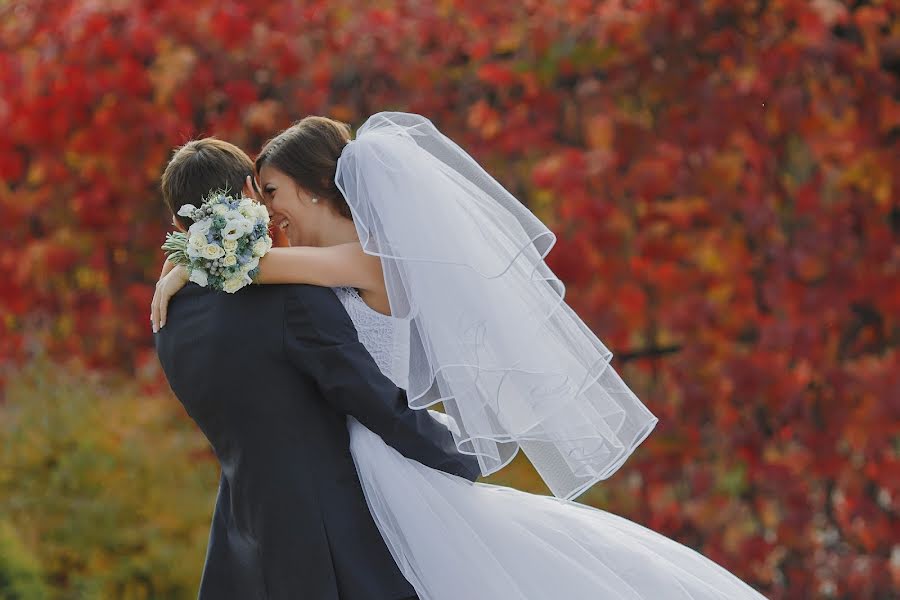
150, 285, 165, 333
159, 288, 170, 329
151, 286, 161, 333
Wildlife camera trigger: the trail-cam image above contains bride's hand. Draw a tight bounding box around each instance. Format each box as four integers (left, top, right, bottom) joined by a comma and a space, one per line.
151, 265, 189, 333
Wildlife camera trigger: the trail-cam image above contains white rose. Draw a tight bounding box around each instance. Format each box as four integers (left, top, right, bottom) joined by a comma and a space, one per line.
222, 254, 237, 267
239, 200, 256, 215
222, 239, 238, 252
202, 243, 225, 260
213, 204, 228, 216
255, 204, 270, 220
224, 210, 244, 222
187, 235, 206, 258
189, 268, 209, 287
252, 239, 268, 257
222, 277, 246, 294
177, 204, 197, 217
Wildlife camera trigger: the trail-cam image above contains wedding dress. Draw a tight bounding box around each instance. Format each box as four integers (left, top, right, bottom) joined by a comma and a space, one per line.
334, 285, 767, 600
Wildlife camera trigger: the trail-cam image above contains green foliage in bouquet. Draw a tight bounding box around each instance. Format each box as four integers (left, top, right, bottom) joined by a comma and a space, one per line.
161, 232, 190, 269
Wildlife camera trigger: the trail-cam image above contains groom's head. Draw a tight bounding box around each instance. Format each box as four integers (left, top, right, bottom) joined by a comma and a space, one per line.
161, 138, 254, 229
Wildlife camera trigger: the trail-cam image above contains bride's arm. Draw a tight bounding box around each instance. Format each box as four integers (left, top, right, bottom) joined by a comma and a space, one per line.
256, 242, 382, 289
159, 258, 175, 278
151, 242, 381, 332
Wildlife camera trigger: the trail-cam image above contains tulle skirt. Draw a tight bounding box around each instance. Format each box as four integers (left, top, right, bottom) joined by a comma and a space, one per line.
348, 417, 767, 600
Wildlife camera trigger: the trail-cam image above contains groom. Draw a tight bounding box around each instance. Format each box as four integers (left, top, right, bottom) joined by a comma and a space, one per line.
154, 138, 479, 600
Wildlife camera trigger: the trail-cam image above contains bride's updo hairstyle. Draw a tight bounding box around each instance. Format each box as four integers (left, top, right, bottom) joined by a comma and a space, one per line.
255, 116, 353, 219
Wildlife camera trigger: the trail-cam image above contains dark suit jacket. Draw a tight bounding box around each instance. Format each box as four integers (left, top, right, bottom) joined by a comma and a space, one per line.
155, 283, 479, 600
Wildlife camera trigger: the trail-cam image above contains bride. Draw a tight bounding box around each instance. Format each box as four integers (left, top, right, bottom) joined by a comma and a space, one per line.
153, 112, 766, 599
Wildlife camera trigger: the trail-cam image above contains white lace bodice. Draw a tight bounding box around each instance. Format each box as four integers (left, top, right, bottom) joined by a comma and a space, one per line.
332, 286, 408, 388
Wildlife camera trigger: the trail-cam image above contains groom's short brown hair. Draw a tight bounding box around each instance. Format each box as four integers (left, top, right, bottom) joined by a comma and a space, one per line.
161, 138, 254, 228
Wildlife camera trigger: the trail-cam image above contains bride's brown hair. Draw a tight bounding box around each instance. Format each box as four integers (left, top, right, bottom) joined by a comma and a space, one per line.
255, 116, 353, 219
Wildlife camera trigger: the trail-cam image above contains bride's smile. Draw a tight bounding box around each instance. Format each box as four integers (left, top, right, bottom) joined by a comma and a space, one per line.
258, 164, 316, 247
258, 162, 360, 250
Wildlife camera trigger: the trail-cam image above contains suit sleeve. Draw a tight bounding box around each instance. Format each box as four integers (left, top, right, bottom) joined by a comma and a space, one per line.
283, 284, 480, 481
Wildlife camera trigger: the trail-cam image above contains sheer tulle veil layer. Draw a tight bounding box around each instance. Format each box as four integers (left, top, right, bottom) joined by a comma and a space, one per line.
335, 112, 658, 499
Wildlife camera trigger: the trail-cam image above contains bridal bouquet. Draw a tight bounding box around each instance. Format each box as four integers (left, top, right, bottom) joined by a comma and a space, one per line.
162, 190, 272, 293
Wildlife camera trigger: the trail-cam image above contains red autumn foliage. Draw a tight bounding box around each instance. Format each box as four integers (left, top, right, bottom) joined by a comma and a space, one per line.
1, 1, 897, 597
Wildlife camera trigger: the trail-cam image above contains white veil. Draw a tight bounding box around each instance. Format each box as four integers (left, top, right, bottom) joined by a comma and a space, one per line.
335, 112, 658, 500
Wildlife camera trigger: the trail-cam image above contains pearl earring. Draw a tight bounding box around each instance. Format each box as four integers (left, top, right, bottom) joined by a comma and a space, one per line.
311, 197, 319, 204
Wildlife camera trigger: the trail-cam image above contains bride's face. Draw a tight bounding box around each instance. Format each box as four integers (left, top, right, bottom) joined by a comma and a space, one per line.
258, 164, 320, 247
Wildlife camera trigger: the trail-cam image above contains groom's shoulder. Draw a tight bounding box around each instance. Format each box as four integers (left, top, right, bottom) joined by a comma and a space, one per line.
280, 283, 340, 306
168, 282, 289, 315
169, 283, 341, 318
